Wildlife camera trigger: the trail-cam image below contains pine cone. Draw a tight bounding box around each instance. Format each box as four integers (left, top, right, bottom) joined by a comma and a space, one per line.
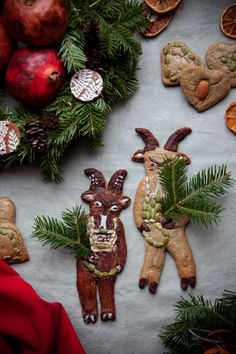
85, 43, 108, 71
24, 120, 47, 153
83, 21, 100, 44
41, 112, 60, 130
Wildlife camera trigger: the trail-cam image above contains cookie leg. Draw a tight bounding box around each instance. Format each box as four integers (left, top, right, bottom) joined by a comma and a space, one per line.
139, 241, 165, 293
147, 247, 166, 294
76, 259, 98, 324
167, 229, 196, 291
98, 276, 116, 321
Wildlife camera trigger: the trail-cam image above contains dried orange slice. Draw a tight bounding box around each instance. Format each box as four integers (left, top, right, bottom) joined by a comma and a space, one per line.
221, 4, 236, 39
143, 7, 172, 37
225, 102, 236, 133
204, 349, 230, 354
145, 0, 181, 13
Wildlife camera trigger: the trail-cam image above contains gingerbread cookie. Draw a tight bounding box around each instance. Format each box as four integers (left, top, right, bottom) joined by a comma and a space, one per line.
179, 64, 231, 112
77, 169, 131, 323
0, 196, 29, 264
161, 40, 203, 86
205, 42, 236, 87
132, 128, 196, 293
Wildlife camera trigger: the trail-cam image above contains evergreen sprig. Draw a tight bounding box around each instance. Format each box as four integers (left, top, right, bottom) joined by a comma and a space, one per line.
159, 158, 233, 228
0, 0, 148, 182
32, 206, 90, 257
160, 290, 236, 354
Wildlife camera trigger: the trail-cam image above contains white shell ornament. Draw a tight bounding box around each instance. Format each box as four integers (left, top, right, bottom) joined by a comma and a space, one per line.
0, 121, 20, 155
70, 69, 103, 102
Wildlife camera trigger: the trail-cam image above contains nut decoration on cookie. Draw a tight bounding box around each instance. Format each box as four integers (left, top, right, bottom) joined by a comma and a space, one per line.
132, 128, 233, 294
32, 169, 131, 324
0, 196, 29, 264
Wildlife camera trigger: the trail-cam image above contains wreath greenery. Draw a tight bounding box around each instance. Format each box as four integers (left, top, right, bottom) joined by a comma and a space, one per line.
0, 0, 148, 182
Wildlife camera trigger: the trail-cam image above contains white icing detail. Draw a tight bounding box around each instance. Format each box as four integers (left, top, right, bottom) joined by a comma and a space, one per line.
108, 313, 113, 319
111, 205, 118, 211
95, 201, 102, 207
99, 214, 107, 228
116, 265, 122, 272
119, 175, 124, 179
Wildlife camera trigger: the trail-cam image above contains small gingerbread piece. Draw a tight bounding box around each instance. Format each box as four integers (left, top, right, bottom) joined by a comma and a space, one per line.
0, 196, 29, 264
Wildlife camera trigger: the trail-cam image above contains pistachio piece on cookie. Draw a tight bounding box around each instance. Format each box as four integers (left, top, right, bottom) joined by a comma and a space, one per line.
179, 65, 231, 112
161, 40, 203, 86
205, 42, 236, 87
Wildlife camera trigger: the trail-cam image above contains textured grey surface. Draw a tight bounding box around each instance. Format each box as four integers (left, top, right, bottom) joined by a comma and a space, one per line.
2, 1, 236, 353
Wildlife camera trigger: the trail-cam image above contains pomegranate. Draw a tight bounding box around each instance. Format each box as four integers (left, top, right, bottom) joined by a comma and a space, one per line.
2, 0, 68, 47
6, 48, 65, 109
0, 16, 15, 71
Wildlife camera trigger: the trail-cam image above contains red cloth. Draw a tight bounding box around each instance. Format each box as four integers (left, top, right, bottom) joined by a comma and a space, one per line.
0, 260, 86, 354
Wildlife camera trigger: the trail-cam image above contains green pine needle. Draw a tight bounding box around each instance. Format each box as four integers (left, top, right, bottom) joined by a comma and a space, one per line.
59, 30, 86, 73
32, 206, 90, 257
160, 291, 236, 354
159, 158, 233, 228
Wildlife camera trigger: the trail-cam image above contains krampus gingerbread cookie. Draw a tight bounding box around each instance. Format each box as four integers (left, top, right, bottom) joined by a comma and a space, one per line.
0, 196, 29, 264
77, 169, 131, 324
132, 128, 196, 294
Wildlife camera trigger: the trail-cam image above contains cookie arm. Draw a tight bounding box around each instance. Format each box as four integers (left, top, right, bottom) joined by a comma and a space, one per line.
115, 220, 127, 271
133, 179, 146, 231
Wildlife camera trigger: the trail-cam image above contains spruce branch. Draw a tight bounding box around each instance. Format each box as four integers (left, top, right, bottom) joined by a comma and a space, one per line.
160, 291, 236, 354
59, 30, 86, 74
159, 158, 233, 228
32, 206, 90, 257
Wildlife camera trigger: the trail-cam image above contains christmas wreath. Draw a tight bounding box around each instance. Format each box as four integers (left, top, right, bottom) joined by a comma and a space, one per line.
0, 0, 148, 182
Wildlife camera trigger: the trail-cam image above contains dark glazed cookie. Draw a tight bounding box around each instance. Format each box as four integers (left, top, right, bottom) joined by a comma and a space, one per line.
180, 65, 231, 112
206, 42, 236, 87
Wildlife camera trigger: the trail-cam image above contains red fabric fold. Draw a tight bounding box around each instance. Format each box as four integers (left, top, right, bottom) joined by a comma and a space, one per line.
0, 260, 86, 354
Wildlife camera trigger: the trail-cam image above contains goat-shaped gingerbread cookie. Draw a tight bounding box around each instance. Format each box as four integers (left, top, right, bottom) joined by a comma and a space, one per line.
132, 128, 196, 294
77, 168, 131, 324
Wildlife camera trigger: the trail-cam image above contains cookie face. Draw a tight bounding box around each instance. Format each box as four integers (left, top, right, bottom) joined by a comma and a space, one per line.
161, 41, 203, 86
205, 42, 236, 87
179, 65, 231, 112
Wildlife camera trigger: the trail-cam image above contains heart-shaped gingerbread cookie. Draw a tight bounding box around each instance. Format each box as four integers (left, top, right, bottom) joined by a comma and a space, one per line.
179, 65, 231, 112
161, 40, 203, 86
206, 42, 236, 87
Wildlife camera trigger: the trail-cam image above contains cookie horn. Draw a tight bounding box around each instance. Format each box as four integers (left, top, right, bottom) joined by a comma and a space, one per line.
84, 168, 106, 191
135, 128, 159, 151
108, 170, 127, 195
164, 128, 192, 152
